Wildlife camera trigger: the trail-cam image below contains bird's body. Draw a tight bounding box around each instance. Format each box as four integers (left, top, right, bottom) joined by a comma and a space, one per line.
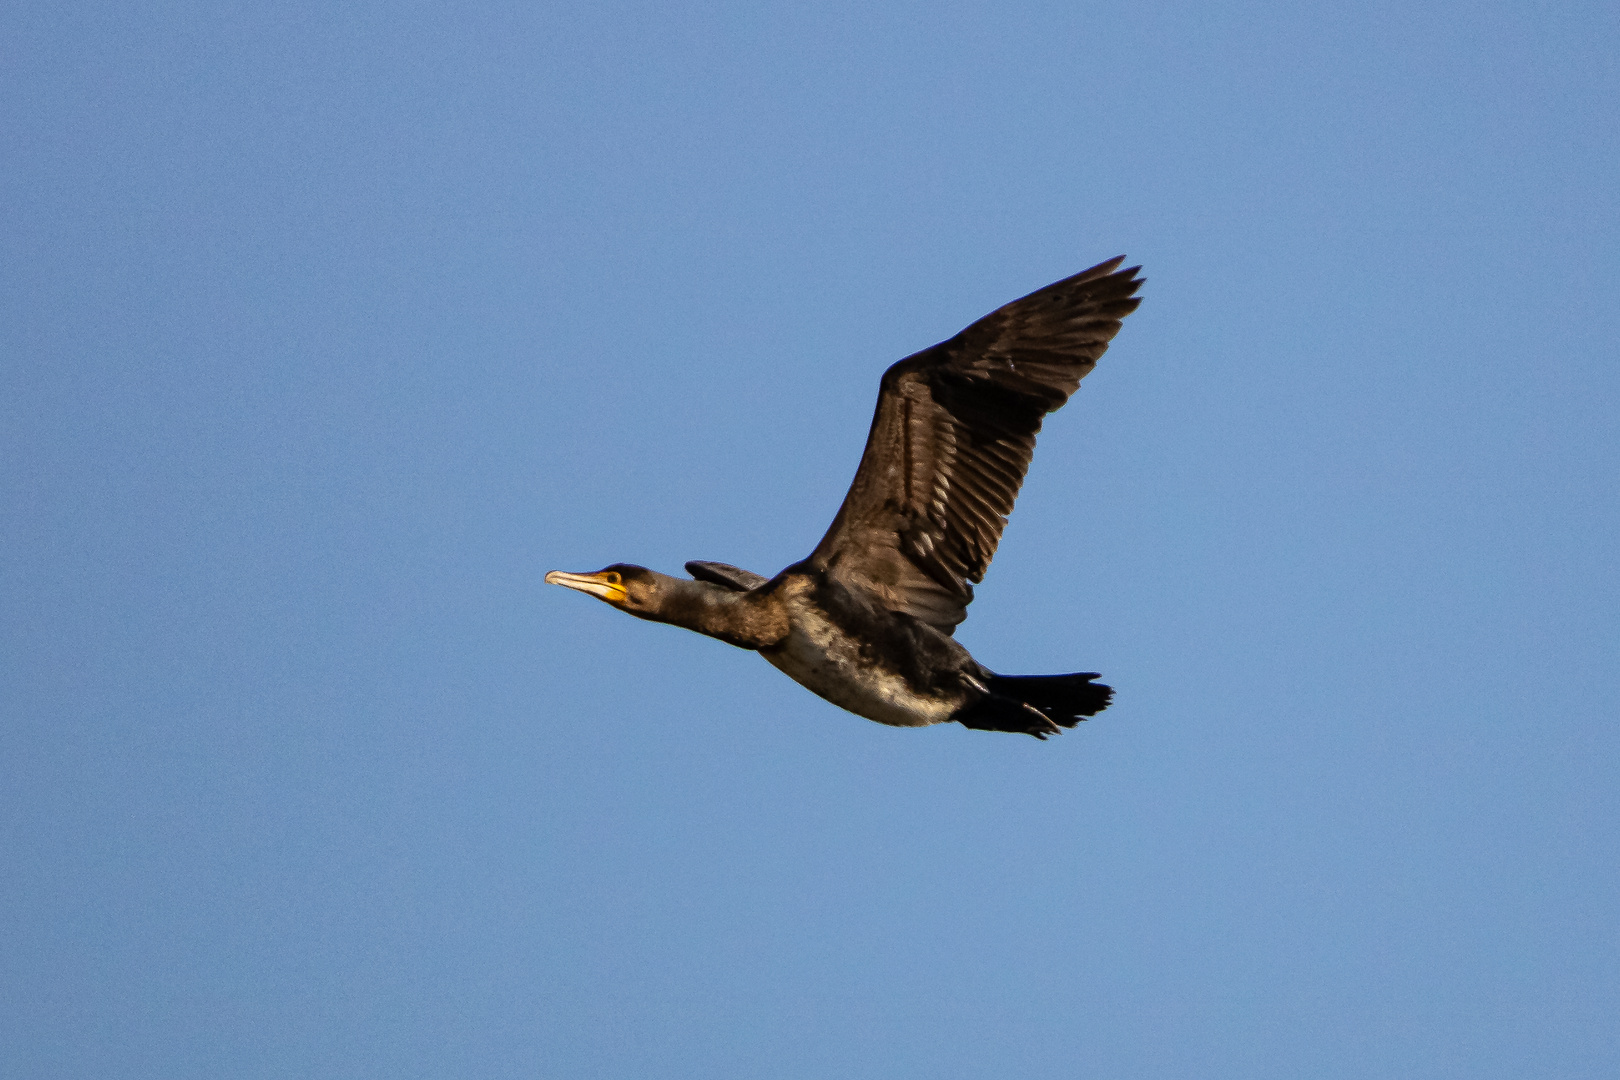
548, 257, 1143, 738
759, 566, 969, 728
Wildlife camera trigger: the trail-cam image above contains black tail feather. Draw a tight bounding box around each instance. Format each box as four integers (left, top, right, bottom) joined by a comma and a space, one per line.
954, 672, 1113, 739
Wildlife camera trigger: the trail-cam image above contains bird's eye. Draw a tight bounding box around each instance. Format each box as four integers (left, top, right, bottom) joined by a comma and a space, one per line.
606, 573, 621, 585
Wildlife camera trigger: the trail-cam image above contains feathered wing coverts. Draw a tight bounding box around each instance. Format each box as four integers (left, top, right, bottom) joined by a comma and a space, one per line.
807, 257, 1144, 634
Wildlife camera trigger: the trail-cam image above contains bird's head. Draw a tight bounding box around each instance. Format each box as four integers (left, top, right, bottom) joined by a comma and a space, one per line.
545, 563, 663, 615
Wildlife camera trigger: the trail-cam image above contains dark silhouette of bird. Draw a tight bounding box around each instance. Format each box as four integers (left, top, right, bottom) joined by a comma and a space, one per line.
548, 256, 1143, 737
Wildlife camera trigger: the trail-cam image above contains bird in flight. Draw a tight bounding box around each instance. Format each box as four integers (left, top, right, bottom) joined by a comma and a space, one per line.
549, 256, 1143, 738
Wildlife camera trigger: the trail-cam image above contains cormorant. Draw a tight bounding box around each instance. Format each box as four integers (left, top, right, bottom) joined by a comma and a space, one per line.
548, 256, 1143, 738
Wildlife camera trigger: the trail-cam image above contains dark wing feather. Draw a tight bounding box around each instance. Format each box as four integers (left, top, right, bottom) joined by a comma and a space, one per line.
807, 257, 1143, 633
685, 560, 770, 592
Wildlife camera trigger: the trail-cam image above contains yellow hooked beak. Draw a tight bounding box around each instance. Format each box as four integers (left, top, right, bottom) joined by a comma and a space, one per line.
545, 569, 628, 604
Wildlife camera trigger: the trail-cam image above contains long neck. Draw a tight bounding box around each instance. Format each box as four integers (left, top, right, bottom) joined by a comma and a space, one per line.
633, 573, 787, 650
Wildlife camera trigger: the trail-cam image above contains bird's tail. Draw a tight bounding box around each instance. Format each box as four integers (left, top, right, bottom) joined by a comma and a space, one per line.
954, 672, 1113, 740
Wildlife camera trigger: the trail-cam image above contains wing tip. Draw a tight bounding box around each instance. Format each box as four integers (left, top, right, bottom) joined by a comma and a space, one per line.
1070, 255, 1146, 295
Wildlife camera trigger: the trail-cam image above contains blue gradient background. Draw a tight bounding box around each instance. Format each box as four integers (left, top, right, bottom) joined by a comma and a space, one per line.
4, 2, 1617, 1076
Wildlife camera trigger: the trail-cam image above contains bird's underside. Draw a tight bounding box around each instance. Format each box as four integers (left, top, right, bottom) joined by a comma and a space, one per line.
548, 256, 1143, 737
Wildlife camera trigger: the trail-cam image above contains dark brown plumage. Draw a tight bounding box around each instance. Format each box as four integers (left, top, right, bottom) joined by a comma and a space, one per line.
548, 257, 1143, 737
809, 255, 1144, 632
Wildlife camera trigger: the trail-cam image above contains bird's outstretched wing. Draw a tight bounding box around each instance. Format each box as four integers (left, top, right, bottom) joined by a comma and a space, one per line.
685, 561, 769, 592
806, 256, 1143, 634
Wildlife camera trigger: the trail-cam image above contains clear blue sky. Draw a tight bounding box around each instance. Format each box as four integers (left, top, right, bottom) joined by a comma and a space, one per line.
4, 1, 1617, 1077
